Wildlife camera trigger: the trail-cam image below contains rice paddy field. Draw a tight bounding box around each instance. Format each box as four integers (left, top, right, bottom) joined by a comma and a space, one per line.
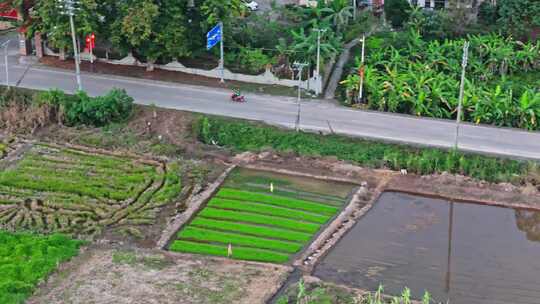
0, 142, 183, 236
169, 168, 356, 263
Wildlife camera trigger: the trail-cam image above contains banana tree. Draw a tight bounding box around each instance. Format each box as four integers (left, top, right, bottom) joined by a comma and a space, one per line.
290, 26, 341, 68
517, 89, 540, 130
321, 0, 353, 33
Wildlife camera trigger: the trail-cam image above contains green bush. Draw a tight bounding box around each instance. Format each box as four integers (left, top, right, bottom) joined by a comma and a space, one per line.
196, 117, 528, 183
2, 87, 134, 128
64, 89, 134, 127
237, 48, 272, 74
384, 0, 412, 28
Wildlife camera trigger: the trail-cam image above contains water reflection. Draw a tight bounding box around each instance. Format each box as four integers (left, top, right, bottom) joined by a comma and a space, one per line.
515, 210, 540, 242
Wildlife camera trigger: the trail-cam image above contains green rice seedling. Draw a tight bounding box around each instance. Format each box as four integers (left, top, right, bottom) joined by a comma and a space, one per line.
216, 188, 339, 215
0, 231, 84, 304
199, 208, 321, 233
190, 218, 313, 242
178, 226, 303, 253
170, 240, 290, 263
207, 198, 330, 224
170, 240, 228, 257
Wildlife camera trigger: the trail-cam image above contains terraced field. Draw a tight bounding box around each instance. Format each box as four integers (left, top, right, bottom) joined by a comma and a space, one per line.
170, 169, 354, 263
0, 142, 182, 236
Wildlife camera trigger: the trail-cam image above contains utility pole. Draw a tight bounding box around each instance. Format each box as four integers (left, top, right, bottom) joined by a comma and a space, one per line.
293, 62, 308, 132
219, 21, 224, 83
58, 0, 82, 91
1, 40, 10, 88
454, 41, 469, 150
357, 35, 366, 103
313, 28, 327, 95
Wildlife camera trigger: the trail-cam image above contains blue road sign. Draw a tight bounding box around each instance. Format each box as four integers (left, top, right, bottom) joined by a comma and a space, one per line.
206, 24, 222, 50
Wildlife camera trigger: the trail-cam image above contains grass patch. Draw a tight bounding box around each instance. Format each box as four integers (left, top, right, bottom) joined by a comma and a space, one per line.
0, 231, 84, 304
217, 188, 339, 215
112, 251, 138, 265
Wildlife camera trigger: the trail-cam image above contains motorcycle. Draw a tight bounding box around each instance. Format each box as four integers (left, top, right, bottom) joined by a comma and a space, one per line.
230, 93, 246, 103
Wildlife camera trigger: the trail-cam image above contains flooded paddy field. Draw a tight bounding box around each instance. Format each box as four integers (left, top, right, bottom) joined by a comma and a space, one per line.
314, 192, 540, 304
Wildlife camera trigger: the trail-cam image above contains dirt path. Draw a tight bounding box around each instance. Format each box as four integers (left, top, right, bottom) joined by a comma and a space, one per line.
324, 38, 360, 99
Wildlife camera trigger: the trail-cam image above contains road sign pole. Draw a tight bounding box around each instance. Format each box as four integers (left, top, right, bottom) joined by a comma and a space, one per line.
2, 40, 10, 88
293, 62, 308, 132
454, 41, 469, 150
219, 22, 224, 83
69, 14, 82, 91
357, 35, 365, 103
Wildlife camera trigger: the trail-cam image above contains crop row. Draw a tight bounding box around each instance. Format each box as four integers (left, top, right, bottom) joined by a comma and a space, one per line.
207, 198, 330, 224
190, 218, 312, 242
199, 207, 320, 233
216, 188, 339, 215
178, 226, 303, 253
169, 240, 290, 263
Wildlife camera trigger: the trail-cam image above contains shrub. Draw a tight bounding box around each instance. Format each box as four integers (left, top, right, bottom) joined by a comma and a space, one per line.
64, 89, 134, 127
237, 48, 272, 74
0, 87, 134, 130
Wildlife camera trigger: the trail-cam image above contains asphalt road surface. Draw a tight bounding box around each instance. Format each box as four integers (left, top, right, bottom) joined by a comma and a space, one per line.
1, 38, 539, 160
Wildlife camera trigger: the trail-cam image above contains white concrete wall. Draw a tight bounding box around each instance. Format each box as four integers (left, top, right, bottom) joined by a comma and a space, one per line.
101, 55, 322, 92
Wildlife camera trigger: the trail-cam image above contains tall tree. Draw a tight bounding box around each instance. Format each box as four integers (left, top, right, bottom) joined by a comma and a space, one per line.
31, 0, 99, 51
498, 0, 540, 40
200, 0, 242, 29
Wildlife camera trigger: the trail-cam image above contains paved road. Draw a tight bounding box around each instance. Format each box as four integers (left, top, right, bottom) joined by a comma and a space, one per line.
1, 38, 539, 160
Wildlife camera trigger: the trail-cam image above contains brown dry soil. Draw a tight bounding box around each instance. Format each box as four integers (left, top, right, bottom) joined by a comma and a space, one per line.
39, 56, 300, 97
28, 245, 291, 304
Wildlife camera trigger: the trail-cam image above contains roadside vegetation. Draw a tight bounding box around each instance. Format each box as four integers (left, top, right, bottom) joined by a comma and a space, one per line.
341, 2, 539, 130
10, 0, 374, 79
278, 281, 431, 304
196, 116, 537, 184
0, 231, 84, 304
0, 86, 133, 133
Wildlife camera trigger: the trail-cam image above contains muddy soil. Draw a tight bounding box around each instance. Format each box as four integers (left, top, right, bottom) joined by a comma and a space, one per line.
388, 172, 540, 209
29, 245, 291, 304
